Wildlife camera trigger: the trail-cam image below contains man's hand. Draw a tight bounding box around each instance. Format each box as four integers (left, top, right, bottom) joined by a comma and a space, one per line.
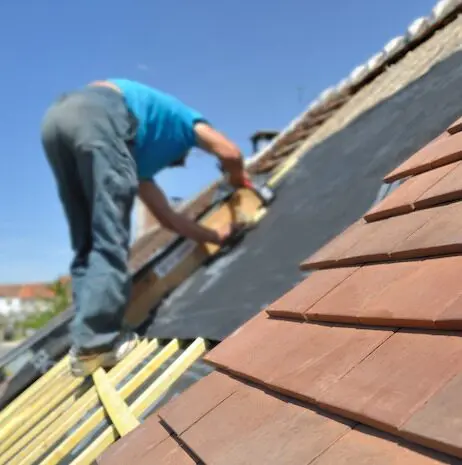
227, 170, 253, 189
214, 223, 235, 245
139, 180, 225, 245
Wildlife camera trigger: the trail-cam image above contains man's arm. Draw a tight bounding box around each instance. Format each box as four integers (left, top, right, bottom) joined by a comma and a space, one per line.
194, 123, 251, 188
138, 180, 230, 245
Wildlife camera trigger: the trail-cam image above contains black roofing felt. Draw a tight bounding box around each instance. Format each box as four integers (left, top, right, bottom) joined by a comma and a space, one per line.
148, 50, 462, 341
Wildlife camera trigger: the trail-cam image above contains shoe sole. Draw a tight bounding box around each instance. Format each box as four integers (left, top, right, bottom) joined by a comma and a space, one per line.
70, 337, 140, 377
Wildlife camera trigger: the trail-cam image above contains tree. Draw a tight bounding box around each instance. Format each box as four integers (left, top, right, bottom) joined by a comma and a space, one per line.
47, 279, 71, 315
21, 278, 71, 331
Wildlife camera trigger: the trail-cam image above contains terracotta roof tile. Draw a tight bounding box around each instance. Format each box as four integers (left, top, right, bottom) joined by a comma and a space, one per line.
289, 257, 462, 329
311, 426, 460, 465
158, 371, 240, 435
304, 261, 421, 325
302, 201, 462, 270
136, 436, 198, 465
384, 130, 462, 183
341, 208, 435, 265
390, 201, 462, 260
415, 161, 462, 209
401, 371, 462, 458
318, 329, 462, 433
364, 162, 457, 222
205, 317, 393, 404
383, 132, 450, 183
266, 267, 359, 320
447, 116, 462, 135
300, 219, 370, 269
96, 414, 170, 465
179, 383, 353, 465
360, 257, 462, 328
301, 208, 436, 270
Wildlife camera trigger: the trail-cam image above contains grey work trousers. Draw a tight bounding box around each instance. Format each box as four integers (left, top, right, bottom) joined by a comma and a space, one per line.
41, 86, 138, 353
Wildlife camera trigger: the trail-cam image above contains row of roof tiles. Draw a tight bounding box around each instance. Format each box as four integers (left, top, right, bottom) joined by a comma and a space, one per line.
98, 113, 462, 463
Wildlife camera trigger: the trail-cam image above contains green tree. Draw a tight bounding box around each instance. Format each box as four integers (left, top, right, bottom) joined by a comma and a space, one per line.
47, 279, 71, 315
22, 278, 72, 331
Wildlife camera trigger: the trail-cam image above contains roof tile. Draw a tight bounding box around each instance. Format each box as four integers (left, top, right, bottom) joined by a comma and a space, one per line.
383, 132, 450, 183
334, 208, 434, 266
415, 161, 462, 209
435, 294, 462, 330
300, 220, 374, 270
401, 372, 462, 459
305, 261, 420, 324
318, 330, 462, 433
206, 317, 393, 403
360, 257, 462, 328
447, 116, 462, 135
302, 201, 462, 269
180, 383, 353, 465
383, 131, 462, 183
96, 414, 170, 465
136, 436, 197, 465
364, 163, 457, 222
391, 201, 462, 260
301, 257, 462, 329
158, 371, 239, 435
311, 425, 461, 465
266, 267, 359, 319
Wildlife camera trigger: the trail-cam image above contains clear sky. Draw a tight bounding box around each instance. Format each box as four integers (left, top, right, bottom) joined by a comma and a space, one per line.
0, 0, 437, 284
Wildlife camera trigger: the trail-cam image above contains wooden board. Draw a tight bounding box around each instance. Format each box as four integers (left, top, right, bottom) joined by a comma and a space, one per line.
124, 187, 263, 327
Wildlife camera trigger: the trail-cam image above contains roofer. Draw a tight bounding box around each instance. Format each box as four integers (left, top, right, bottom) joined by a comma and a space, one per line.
41, 79, 251, 377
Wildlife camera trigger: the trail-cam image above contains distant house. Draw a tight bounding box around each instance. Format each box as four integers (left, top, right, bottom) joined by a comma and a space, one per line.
0, 280, 65, 317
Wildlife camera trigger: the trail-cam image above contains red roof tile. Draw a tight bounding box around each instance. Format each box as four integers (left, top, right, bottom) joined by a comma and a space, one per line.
383, 130, 462, 183
158, 371, 239, 435
390, 202, 462, 260
364, 162, 457, 222
96, 414, 170, 465
447, 116, 462, 135
180, 382, 352, 465
311, 426, 456, 465
284, 257, 462, 329
304, 261, 420, 325
401, 372, 462, 458
205, 318, 393, 404
318, 329, 462, 433
299, 219, 370, 269
301, 208, 436, 269
383, 132, 449, 182
415, 161, 462, 208
266, 267, 359, 319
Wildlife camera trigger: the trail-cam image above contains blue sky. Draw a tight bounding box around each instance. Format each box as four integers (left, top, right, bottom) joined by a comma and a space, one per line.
0, 0, 437, 283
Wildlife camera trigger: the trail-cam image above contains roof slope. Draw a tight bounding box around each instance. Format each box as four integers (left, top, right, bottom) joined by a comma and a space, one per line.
148, 44, 462, 342
98, 119, 462, 463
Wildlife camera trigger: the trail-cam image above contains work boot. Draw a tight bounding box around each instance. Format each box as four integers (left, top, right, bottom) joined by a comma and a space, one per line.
69, 332, 140, 377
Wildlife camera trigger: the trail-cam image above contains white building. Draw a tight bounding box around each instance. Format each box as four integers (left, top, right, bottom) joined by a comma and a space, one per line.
0, 284, 54, 317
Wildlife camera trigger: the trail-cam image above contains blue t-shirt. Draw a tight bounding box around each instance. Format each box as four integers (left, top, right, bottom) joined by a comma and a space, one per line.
108, 79, 207, 180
